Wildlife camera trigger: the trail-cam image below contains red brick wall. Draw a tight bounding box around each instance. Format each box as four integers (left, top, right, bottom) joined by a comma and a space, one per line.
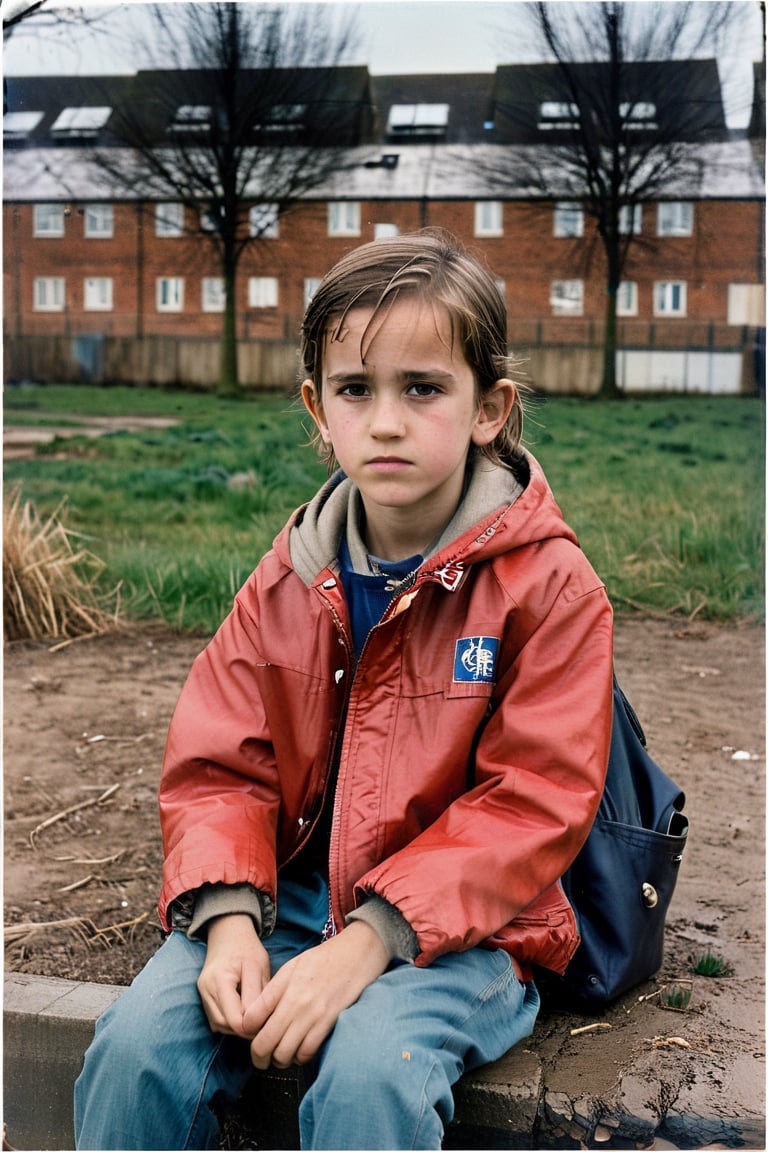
4, 196, 763, 345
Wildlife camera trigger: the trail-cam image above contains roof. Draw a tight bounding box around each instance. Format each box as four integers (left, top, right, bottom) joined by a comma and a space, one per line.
489, 60, 729, 143
5, 140, 763, 203
4, 58, 742, 154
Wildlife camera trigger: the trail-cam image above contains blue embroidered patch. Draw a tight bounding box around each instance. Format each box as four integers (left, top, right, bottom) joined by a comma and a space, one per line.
453, 636, 499, 683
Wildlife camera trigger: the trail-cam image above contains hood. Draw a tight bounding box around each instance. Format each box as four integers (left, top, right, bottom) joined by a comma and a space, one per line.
279, 449, 579, 587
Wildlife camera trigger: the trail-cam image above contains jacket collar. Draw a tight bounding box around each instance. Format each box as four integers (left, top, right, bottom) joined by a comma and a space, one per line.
286, 451, 526, 588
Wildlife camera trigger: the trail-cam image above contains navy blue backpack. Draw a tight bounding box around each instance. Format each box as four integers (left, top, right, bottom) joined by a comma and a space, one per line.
555, 676, 689, 1007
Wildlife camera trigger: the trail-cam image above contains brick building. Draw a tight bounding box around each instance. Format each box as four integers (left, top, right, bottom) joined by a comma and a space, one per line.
3, 61, 764, 392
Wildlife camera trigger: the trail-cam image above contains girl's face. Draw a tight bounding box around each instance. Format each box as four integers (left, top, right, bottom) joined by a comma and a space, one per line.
302, 296, 514, 560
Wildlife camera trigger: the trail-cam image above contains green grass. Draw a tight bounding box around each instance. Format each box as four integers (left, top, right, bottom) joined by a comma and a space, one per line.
4, 383, 764, 634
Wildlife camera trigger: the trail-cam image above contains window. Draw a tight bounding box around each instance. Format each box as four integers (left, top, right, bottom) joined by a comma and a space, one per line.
199, 208, 219, 233
554, 202, 584, 238
550, 280, 584, 316
619, 204, 642, 235
620, 101, 657, 128
156, 277, 184, 312
387, 103, 449, 139
495, 279, 507, 303
474, 201, 503, 237
538, 101, 579, 129
155, 203, 184, 237
4, 110, 44, 140
374, 223, 399, 239
727, 284, 765, 326
84, 277, 113, 311
249, 204, 280, 238
616, 281, 638, 317
34, 203, 65, 237
33, 277, 65, 311
170, 105, 211, 133
304, 278, 322, 308
657, 202, 693, 237
202, 278, 226, 312
248, 277, 279, 308
51, 106, 111, 138
654, 281, 687, 316
328, 202, 360, 237
256, 104, 307, 132
84, 204, 113, 238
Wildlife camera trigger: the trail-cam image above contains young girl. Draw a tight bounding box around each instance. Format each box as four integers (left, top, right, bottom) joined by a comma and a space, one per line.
75, 231, 614, 1150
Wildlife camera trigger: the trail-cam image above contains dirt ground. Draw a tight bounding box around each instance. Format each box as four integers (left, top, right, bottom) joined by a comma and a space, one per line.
4, 615, 766, 1141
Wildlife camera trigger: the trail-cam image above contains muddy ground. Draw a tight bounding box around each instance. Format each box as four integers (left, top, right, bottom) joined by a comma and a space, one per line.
4, 616, 765, 1145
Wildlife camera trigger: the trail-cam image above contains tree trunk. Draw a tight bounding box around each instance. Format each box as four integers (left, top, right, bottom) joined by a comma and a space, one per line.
599, 283, 623, 399
219, 262, 240, 398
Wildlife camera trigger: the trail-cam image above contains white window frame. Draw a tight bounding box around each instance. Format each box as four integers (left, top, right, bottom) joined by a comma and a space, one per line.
202, 278, 226, 312
373, 222, 399, 240
654, 281, 687, 317
304, 278, 323, 309
328, 202, 360, 237
248, 276, 279, 308
616, 281, 638, 317
155, 203, 184, 238
554, 202, 584, 238
33, 276, 65, 311
657, 202, 693, 237
538, 101, 579, 129
83, 276, 113, 311
249, 203, 280, 238
620, 101, 657, 129
170, 104, 211, 133
550, 279, 584, 316
50, 106, 111, 138
618, 204, 642, 235
387, 103, 449, 138
474, 201, 503, 237
33, 203, 65, 237
4, 110, 44, 139
84, 203, 113, 238
727, 284, 765, 326
156, 277, 184, 312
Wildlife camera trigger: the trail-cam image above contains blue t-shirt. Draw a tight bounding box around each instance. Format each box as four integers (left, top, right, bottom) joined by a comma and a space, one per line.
338, 535, 423, 661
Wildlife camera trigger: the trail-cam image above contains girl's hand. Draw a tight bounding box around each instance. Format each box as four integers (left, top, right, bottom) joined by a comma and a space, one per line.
242, 921, 390, 1069
198, 914, 270, 1038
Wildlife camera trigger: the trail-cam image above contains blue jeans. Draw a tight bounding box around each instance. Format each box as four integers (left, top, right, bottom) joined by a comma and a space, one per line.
75, 873, 539, 1150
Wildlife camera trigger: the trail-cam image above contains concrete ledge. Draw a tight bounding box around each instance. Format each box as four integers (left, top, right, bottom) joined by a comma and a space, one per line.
3, 972, 542, 1151
5, 971, 765, 1150
4, 973, 123, 1151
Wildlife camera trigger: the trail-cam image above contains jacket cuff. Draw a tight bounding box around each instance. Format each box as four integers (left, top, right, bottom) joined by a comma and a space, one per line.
186, 883, 265, 940
346, 895, 419, 962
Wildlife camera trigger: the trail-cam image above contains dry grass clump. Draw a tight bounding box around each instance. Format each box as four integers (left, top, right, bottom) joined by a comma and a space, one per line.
4, 487, 119, 643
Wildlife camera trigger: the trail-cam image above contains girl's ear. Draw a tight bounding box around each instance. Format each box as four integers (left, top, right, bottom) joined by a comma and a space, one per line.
301, 379, 332, 445
471, 379, 517, 447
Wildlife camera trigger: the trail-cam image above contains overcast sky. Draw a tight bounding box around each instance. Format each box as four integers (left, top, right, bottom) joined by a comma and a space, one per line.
3, 0, 763, 126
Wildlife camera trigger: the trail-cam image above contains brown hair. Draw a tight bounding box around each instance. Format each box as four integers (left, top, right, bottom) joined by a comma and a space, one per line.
300, 230, 524, 466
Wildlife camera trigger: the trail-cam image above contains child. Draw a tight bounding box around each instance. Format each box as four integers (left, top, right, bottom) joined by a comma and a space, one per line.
75, 231, 614, 1150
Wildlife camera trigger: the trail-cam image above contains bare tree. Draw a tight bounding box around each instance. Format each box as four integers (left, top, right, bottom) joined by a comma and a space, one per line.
489, 1, 741, 397
91, 2, 359, 396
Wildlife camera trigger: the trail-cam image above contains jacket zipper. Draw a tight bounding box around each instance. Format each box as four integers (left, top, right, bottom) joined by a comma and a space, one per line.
322, 572, 428, 940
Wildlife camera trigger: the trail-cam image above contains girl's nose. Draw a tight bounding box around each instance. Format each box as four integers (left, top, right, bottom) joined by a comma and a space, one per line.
369, 395, 405, 438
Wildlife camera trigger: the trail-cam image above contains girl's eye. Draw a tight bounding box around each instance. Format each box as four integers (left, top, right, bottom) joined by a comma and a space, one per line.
339, 383, 369, 398
408, 382, 441, 398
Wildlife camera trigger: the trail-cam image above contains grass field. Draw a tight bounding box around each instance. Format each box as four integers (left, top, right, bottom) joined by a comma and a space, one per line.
5, 383, 764, 633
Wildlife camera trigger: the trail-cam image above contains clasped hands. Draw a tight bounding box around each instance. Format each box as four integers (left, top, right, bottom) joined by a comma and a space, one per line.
197, 913, 390, 1070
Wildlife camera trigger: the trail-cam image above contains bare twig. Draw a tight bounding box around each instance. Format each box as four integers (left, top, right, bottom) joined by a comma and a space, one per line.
29, 782, 120, 847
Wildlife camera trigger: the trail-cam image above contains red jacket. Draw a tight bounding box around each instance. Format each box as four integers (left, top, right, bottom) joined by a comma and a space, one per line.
159, 454, 613, 977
